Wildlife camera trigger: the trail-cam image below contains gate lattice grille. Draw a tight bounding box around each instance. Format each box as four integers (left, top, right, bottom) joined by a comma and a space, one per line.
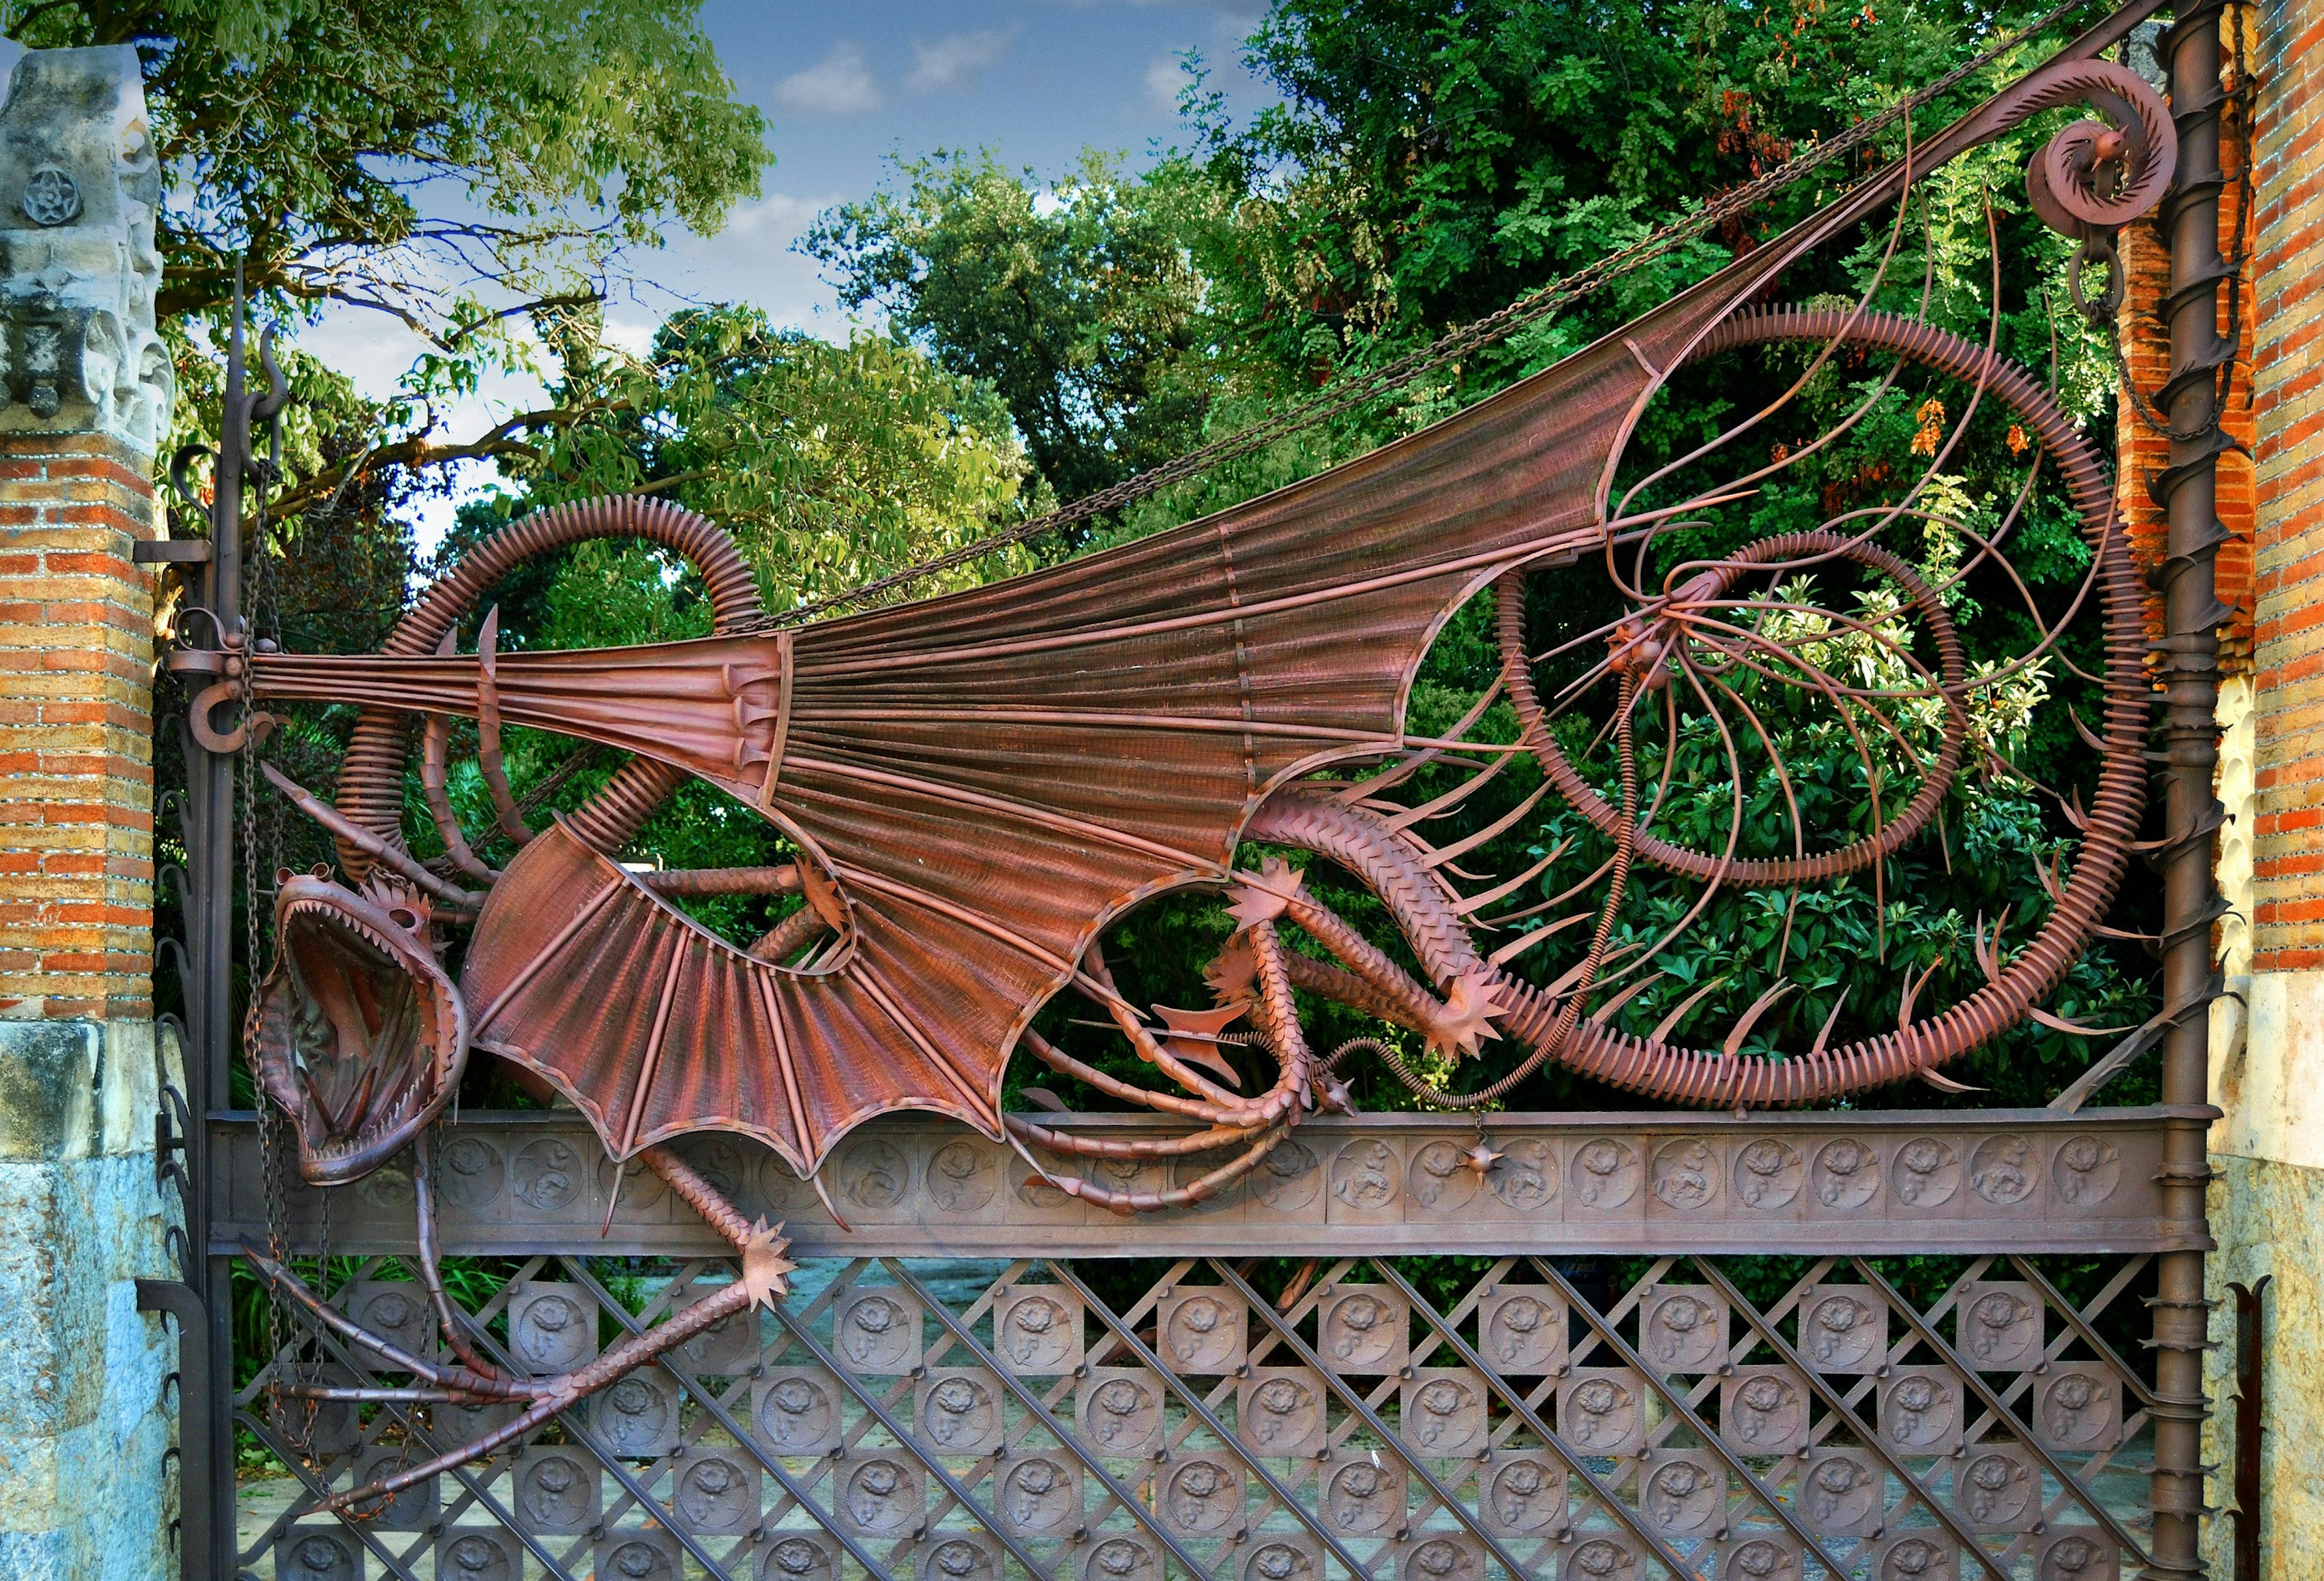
239, 1244, 2154, 1581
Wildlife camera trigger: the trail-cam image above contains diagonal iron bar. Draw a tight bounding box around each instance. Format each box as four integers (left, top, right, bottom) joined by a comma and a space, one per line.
1042, 1259, 1385, 1581
881, 1257, 1225, 1581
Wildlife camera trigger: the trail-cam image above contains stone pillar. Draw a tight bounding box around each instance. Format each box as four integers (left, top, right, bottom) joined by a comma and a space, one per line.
0, 45, 178, 1581
2205, 0, 2324, 1568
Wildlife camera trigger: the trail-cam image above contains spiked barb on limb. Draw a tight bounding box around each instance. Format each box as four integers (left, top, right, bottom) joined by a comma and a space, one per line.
215, 13, 2175, 1472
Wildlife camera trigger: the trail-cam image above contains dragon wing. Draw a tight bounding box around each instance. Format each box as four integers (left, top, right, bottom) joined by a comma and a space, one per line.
302, 24, 2158, 1173
454, 313, 1690, 1173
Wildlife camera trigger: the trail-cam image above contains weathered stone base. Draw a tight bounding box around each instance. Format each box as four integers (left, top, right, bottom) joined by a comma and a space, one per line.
0, 1019, 171, 1581
2204, 1150, 2324, 1576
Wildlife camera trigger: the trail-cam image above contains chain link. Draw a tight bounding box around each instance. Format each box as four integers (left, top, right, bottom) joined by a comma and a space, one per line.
744, 0, 2084, 630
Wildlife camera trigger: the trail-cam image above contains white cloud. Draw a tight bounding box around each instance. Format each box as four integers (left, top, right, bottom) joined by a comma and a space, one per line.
905, 27, 1017, 95
775, 43, 881, 117
723, 190, 848, 243
1144, 53, 1187, 113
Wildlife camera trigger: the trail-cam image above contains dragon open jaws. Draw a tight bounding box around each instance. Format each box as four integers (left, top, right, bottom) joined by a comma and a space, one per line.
211, 24, 2173, 1513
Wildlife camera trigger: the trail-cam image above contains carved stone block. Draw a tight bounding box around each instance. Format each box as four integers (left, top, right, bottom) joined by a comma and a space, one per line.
995, 1284, 1081, 1374
833, 1454, 924, 1537
1720, 1366, 1809, 1455
276, 1526, 364, 1581
996, 1452, 1082, 1536
506, 1281, 598, 1374
1476, 1284, 1566, 1375
1639, 1284, 1726, 1372
1403, 1367, 1489, 1457
511, 1445, 600, 1533
1077, 1368, 1165, 1457
593, 1369, 682, 1458
832, 1285, 922, 1374
1558, 1368, 1646, 1457
1480, 1453, 1567, 1536
1639, 1449, 1726, 1538
1159, 1454, 1245, 1535
1318, 1283, 1407, 1372
670, 1447, 759, 1534
756, 1365, 844, 1455
917, 1367, 1005, 1456
1239, 1367, 1328, 1458
1157, 1288, 1245, 1373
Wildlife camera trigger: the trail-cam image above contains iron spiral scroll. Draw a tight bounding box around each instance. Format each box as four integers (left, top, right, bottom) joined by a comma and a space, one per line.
199, 33, 2182, 1516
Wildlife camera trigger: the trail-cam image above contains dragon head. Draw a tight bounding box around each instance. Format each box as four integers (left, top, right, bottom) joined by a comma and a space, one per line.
247, 869, 469, 1185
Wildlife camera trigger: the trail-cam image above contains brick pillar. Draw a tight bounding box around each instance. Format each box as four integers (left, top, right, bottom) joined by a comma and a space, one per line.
2204, 0, 2324, 1569
0, 47, 179, 1581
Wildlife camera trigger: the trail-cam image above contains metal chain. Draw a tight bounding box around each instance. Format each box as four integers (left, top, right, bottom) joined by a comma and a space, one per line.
746, 0, 2085, 630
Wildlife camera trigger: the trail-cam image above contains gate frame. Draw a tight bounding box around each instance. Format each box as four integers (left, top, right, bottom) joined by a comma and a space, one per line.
140, 8, 2235, 1578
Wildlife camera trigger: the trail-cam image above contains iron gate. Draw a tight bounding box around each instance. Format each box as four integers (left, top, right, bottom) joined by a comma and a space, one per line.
138, 2, 2235, 1578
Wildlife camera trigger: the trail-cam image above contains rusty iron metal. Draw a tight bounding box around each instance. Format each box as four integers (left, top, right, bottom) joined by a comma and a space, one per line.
157, 9, 2230, 1558
232, 56, 2177, 1177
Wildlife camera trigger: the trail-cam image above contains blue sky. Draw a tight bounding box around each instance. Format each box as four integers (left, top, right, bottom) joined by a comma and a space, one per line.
285, 1, 1278, 547
666, 0, 1273, 332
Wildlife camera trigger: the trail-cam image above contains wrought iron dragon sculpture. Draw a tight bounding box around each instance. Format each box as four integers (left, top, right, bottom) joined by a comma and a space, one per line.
186, 27, 2176, 1509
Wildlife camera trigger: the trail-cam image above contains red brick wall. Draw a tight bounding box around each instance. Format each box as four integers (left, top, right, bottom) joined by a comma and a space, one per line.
2251, 0, 2324, 969
0, 432, 156, 1020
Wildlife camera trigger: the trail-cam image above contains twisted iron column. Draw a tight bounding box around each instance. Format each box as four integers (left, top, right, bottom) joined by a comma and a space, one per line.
2149, 3, 2236, 1574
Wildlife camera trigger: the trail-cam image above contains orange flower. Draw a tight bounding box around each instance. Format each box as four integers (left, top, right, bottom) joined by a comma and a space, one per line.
1910, 397, 1945, 457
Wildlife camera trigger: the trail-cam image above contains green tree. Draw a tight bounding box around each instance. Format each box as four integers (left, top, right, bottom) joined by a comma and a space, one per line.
4, 0, 770, 514
805, 149, 1222, 506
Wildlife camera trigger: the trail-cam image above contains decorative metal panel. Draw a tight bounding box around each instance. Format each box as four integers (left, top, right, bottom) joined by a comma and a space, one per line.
208, 1111, 2204, 1261
234, 1235, 2159, 1580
